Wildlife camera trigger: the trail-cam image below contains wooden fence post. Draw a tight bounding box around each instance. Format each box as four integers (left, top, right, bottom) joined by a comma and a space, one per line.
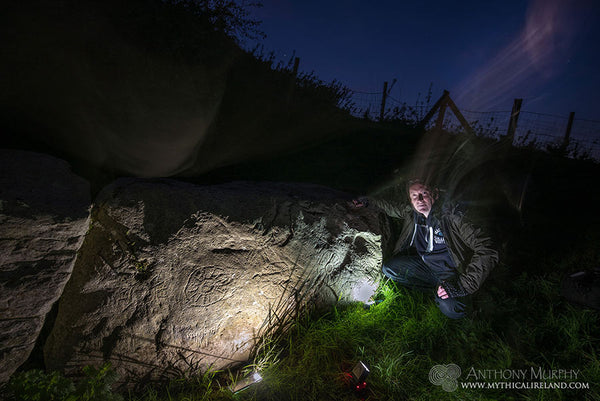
505, 98, 523, 145
419, 90, 474, 135
291, 57, 300, 78
419, 90, 449, 128
446, 96, 475, 136
559, 112, 575, 155
379, 81, 388, 122
286, 57, 300, 107
435, 99, 447, 131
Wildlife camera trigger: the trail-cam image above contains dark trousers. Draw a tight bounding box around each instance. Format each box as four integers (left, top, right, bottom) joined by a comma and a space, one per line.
382, 253, 467, 319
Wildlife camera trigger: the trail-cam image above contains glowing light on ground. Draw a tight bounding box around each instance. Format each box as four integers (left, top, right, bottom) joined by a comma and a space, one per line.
352, 279, 378, 304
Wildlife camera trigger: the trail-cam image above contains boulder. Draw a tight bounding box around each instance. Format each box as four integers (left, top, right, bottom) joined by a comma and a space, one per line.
44, 179, 387, 384
0, 150, 91, 383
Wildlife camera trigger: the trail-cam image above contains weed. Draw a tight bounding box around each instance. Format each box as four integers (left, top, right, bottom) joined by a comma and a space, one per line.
133, 259, 150, 274
7, 363, 123, 401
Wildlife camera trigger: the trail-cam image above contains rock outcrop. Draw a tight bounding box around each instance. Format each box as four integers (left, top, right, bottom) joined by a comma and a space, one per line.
44, 179, 387, 383
0, 150, 91, 383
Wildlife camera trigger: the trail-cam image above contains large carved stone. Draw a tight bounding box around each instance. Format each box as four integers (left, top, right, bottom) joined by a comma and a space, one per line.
0, 150, 91, 383
44, 179, 386, 383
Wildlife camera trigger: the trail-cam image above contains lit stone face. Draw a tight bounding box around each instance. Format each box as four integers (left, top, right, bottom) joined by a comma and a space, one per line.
44, 180, 386, 384
0, 150, 91, 384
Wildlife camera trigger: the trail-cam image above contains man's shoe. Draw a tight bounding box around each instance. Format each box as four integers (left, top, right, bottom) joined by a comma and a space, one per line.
561, 269, 600, 310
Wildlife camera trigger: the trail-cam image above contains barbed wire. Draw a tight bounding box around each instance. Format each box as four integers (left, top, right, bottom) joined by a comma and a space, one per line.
343, 86, 600, 161
249, 48, 600, 161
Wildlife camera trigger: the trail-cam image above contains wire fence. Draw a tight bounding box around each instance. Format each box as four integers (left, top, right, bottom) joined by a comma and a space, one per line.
346, 90, 429, 122
248, 49, 600, 161
460, 109, 600, 160
344, 88, 600, 162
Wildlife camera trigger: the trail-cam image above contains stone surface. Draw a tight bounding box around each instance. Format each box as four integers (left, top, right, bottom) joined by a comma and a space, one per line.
0, 150, 91, 383
44, 179, 387, 383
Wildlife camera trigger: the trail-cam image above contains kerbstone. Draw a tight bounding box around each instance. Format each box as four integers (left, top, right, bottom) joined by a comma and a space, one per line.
44, 179, 386, 383
0, 150, 90, 383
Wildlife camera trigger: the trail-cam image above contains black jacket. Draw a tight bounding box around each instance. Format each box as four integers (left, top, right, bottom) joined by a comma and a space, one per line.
368, 197, 498, 295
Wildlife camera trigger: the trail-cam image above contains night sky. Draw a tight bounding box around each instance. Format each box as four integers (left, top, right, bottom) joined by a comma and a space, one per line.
249, 0, 600, 121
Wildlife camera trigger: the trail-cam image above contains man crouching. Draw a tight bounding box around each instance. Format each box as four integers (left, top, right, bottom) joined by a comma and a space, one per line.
352, 179, 498, 319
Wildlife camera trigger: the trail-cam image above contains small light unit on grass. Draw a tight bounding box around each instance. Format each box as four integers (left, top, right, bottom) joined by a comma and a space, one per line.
229, 372, 263, 394
352, 279, 378, 305
351, 361, 370, 392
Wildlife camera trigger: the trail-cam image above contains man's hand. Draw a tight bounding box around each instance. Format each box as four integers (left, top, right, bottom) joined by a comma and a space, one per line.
437, 286, 449, 299
348, 198, 366, 209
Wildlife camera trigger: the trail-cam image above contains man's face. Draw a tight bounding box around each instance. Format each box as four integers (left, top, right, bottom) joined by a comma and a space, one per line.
409, 183, 435, 217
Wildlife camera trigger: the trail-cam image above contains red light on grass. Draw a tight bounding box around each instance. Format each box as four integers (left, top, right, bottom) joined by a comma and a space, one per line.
355, 381, 367, 391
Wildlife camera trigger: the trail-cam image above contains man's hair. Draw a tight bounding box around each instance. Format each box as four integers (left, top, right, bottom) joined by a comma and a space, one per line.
406, 179, 428, 194
406, 179, 439, 200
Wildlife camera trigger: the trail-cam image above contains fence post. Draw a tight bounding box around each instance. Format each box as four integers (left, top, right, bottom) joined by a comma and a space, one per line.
446, 96, 475, 136
286, 57, 300, 107
505, 98, 523, 145
379, 81, 388, 122
291, 57, 300, 77
419, 90, 474, 135
435, 99, 447, 131
559, 112, 575, 155
419, 90, 449, 129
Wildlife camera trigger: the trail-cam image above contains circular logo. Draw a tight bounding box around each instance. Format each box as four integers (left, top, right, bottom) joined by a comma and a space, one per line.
429, 364, 461, 392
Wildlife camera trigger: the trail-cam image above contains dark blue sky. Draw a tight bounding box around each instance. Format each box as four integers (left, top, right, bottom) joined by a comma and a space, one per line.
249, 0, 600, 120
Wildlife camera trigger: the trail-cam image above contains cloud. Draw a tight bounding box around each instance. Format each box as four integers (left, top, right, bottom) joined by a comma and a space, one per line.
454, 0, 582, 111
